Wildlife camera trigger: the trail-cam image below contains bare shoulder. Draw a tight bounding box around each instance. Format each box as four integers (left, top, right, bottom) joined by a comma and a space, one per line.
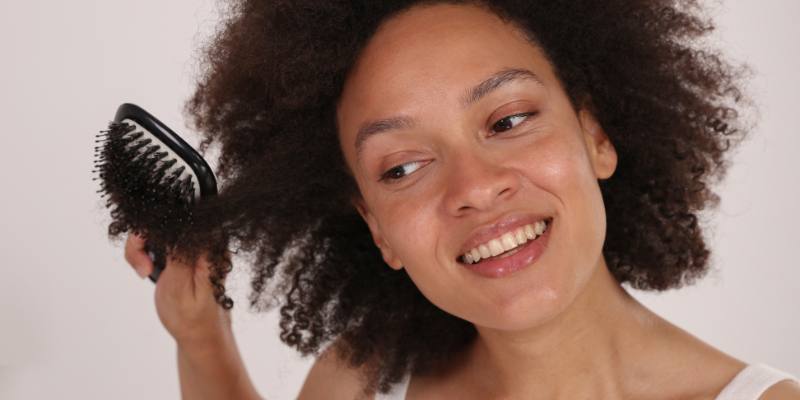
297, 341, 373, 400
761, 379, 800, 399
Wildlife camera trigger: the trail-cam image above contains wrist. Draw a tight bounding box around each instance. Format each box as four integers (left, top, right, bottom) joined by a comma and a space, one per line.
175, 309, 233, 352
176, 336, 262, 400
176, 324, 235, 361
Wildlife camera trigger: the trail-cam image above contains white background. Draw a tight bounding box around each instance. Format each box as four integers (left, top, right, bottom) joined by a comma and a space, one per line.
0, 1, 797, 399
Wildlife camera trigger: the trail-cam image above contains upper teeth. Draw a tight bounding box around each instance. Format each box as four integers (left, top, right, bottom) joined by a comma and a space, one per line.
462, 220, 548, 264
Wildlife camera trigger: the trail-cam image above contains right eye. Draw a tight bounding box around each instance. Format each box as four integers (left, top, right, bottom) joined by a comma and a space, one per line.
489, 112, 537, 136
379, 160, 427, 182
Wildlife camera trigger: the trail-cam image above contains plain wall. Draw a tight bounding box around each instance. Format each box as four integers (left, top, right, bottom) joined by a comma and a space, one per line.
0, 0, 797, 398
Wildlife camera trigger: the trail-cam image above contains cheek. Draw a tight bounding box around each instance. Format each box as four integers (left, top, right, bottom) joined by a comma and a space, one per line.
377, 194, 441, 263
509, 134, 607, 293
513, 132, 598, 202
375, 195, 465, 312
530, 138, 605, 251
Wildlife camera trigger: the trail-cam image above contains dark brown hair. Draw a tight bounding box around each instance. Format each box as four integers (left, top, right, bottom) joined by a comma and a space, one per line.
169, 0, 748, 394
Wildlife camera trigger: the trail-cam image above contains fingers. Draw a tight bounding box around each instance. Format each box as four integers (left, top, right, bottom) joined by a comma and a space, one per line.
125, 232, 153, 279
161, 250, 214, 287
192, 253, 215, 298
124, 232, 228, 305
155, 251, 217, 310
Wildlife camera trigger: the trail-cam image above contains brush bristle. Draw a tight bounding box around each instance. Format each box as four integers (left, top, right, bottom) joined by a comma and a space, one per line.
93, 121, 198, 246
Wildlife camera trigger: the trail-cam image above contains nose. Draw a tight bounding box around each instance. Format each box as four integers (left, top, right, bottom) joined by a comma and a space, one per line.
442, 149, 520, 216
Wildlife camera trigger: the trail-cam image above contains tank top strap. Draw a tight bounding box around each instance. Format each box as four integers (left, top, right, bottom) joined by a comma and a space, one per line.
376, 364, 797, 399
374, 372, 411, 400
715, 363, 798, 400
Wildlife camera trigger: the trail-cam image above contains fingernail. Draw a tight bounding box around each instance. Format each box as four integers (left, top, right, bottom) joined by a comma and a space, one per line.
134, 265, 149, 279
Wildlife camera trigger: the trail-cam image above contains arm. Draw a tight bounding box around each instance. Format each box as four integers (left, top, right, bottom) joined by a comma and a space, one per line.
761, 379, 800, 399
123, 235, 365, 399
123, 234, 263, 399
176, 330, 262, 400
297, 341, 370, 400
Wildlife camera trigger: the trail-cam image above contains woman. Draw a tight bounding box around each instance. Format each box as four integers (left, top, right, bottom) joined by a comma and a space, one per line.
122, 1, 799, 399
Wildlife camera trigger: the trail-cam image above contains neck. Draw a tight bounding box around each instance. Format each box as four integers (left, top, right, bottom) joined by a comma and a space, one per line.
462, 258, 662, 399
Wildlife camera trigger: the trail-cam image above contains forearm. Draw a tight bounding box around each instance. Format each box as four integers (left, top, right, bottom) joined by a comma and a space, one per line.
176, 332, 263, 400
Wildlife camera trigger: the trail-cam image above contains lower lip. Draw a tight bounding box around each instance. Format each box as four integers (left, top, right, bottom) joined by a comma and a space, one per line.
461, 221, 552, 278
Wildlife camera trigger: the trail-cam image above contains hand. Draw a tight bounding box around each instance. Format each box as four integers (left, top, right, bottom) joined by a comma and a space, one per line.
125, 234, 263, 399
124, 232, 232, 350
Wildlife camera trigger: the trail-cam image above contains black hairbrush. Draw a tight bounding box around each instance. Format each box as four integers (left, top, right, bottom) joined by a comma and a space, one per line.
93, 103, 217, 283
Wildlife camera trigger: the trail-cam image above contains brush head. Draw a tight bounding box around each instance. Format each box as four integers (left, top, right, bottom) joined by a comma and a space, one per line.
93, 103, 218, 280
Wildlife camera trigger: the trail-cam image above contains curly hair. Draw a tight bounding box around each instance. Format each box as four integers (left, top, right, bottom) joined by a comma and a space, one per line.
171, 0, 748, 394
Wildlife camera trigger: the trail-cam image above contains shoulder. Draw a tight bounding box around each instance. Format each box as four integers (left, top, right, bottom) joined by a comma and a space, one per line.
297, 340, 374, 400
761, 379, 800, 400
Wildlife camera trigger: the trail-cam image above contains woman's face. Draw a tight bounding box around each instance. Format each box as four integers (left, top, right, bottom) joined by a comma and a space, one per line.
336, 3, 617, 331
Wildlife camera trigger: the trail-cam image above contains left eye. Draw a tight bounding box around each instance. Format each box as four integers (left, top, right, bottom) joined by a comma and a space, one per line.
380, 160, 427, 182
491, 112, 536, 134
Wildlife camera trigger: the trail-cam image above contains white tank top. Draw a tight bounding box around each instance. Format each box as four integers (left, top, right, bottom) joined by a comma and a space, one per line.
374, 363, 798, 400
715, 363, 797, 400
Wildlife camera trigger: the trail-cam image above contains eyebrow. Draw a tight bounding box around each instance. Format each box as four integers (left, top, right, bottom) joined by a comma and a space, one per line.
354, 67, 543, 158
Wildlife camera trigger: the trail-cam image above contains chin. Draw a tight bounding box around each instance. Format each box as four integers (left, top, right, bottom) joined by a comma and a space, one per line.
471, 285, 574, 332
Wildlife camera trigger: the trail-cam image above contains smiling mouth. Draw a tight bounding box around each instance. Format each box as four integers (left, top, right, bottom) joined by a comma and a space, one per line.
457, 217, 552, 265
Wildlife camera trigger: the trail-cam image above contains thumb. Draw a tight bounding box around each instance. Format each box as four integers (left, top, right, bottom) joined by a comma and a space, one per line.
191, 252, 217, 300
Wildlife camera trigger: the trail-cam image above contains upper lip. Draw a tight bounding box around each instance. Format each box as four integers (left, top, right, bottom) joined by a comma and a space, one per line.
457, 212, 553, 258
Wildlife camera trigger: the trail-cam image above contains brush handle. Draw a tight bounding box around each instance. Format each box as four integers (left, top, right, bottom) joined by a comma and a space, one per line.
143, 241, 167, 283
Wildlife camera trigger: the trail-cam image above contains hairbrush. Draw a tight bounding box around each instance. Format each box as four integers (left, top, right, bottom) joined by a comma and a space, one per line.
93, 103, 217, 283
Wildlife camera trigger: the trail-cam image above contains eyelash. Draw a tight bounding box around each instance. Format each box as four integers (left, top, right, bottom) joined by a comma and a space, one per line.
379, 111, 537, 183
489, 111, 537, 135
380, 160, 427, 182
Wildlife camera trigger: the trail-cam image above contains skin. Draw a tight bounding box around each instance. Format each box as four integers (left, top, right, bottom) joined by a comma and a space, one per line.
335, 3, 751, 399
339, 2, 615, 336
122, 3, 800, 399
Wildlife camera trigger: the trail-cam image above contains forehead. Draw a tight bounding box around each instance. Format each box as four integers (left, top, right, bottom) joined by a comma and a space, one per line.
336, 3, 557, 148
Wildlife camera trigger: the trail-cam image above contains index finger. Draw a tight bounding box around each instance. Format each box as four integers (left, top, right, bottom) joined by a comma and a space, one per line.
124, 232, 153, 276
